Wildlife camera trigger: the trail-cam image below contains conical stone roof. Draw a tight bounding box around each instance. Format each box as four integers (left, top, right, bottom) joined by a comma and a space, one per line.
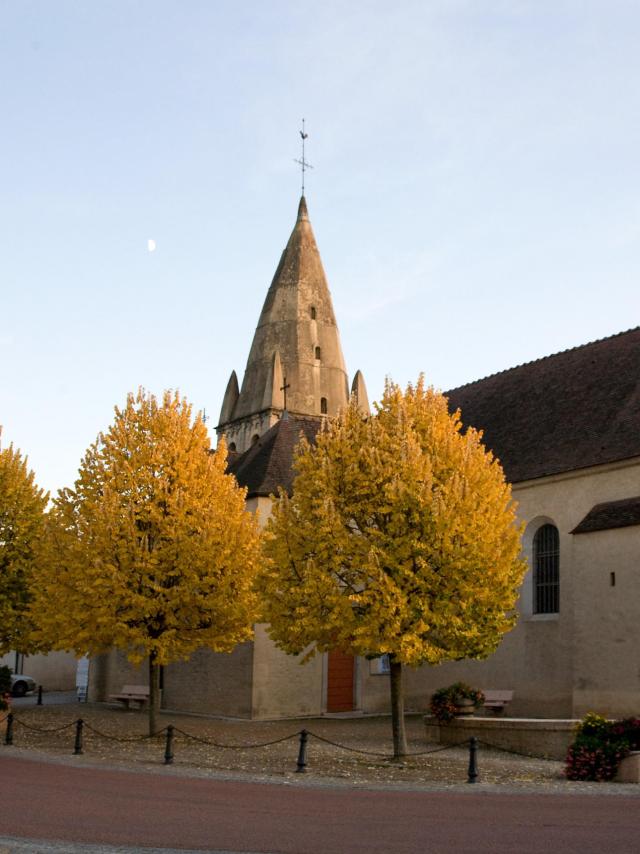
224, 196, 349, 424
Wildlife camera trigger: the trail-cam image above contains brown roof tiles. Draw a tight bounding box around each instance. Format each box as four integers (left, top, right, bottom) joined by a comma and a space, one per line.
445, 327, 640, 483
571, 496, 640, 534
228, 414, 322, 498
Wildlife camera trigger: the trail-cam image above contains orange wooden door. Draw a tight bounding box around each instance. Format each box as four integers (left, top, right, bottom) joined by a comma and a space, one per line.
326, 650, 355, 712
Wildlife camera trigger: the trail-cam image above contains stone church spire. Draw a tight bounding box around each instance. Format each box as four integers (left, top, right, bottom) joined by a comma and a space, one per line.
218, 195, 357, 453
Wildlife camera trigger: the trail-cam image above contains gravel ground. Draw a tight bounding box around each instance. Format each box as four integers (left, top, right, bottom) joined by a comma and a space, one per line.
2, 702, 637, 795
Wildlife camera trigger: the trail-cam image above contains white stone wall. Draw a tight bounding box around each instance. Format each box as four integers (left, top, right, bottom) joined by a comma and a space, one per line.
572, 524, 639, 716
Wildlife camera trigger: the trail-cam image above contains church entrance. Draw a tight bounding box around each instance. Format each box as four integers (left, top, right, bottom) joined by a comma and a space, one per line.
326, 650, 355, 712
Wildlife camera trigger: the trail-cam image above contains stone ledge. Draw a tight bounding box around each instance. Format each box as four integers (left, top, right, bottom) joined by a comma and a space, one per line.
424, 715, 579, 760
615, 751, 640, 783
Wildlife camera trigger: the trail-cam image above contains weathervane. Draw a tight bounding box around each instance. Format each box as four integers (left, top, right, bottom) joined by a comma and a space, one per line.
293, 118, 313, 195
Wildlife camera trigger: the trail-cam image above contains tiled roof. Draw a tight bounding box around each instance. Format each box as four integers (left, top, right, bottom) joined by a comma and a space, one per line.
571, 496, 640, 534
228, 414, 323, 498
228, 328, 640, 496
446, 328, 640, 483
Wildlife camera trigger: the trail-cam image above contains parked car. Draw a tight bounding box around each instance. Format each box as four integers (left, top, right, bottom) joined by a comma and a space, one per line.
11, 674, 37, 697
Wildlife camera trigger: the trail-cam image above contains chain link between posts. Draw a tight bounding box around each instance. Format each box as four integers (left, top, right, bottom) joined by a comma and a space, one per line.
82, 720, 166, 742
11, 717, 76, 733
5, 711, 547, 782
305, 729, 472, 758
4, 713, 481, 758
171, 726, 300, 750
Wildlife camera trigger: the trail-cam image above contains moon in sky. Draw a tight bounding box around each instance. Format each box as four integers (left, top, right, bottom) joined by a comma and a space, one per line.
147, 239, 156, 252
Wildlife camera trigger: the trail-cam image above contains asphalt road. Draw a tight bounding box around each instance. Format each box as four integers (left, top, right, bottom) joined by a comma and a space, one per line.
2, 755, 640, 854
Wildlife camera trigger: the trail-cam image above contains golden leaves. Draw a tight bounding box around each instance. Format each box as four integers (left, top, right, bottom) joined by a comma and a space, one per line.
33, 389, 262, 666
0, 437, 48, 653
260, 378, 526, 667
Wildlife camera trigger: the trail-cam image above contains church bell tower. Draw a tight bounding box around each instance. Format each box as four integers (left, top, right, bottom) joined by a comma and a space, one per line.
217, 195, 369, 453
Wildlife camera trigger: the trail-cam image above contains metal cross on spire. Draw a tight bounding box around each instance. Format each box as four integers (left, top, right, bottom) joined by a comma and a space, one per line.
293, 118, 313, 195
280, 376, 291, 410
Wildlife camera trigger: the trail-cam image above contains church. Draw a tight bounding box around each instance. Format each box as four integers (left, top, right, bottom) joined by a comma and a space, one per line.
90, 194, 640, 721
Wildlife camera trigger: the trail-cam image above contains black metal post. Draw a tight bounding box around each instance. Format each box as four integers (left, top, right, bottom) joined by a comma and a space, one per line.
164, 725, 174, 765
37, 685, 43, 705
4, 713, 14, 746
467, 736, 478, 784
296, 728, 308, 773
73, 718, 84, 755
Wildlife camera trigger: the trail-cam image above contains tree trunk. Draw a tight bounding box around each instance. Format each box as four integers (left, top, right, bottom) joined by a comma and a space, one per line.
148, 653, 160, 737
389, 655, 408, 759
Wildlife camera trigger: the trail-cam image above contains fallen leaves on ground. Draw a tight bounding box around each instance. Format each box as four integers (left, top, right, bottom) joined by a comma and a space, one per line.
4, 704, 564, 788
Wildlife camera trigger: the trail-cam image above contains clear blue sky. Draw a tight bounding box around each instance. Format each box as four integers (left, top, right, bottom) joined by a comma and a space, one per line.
2, 1, 639, 496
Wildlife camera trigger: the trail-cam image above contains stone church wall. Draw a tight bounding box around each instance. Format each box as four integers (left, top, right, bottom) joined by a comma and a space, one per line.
88, 649, 146, 703
572, 523, 639, 717
163, 643, 254, 717
251, 624, 324, 719
247, 498, 326, 719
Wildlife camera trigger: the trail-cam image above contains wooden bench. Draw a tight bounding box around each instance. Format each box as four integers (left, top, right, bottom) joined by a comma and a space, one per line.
108, 684, 150, 710
482, 690, 514, 714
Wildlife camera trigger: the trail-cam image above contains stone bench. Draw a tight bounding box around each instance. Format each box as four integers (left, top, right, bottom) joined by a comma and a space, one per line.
482, 689, 514, 714
108, 684, 150, 710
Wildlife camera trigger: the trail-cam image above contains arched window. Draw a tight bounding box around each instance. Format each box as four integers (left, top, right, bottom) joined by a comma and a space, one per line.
228, 442, 237, 452
320, 397, 328, 414
533, 524, 559, 614
251, 434, 260, 446
310, 306, 316, 320
315, 346, 321, 360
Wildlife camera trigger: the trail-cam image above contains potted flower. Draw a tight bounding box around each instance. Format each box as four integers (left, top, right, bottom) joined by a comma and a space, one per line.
429, 682, 485, 722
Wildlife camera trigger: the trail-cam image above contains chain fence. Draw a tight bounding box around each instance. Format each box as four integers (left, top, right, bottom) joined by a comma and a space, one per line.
171, 726, 299, 750
82, 720, 164, 742
2, 709, 549, 783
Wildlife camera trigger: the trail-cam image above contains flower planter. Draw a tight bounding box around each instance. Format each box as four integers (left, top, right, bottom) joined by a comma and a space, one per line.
430, 683, 484, 723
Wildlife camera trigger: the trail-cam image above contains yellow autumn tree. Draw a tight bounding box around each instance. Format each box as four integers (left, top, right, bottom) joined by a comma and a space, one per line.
0, 432, 48, 654
34, 390, 261, 734
260, 378, 526, 758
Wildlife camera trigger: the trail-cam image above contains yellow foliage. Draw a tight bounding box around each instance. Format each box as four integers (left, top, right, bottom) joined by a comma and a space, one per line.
33, 389, 261, 666
260, 377, 526, 667
0, 433, 48, 654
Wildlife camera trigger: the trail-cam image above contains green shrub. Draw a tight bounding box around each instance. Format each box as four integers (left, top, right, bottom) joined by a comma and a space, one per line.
575, 712, 612, 739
